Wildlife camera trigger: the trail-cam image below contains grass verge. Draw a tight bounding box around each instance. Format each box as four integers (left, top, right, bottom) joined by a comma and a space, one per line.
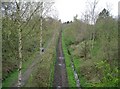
2, 51, 37, 87
48, 31, 59, 87
62, 31, 76, 87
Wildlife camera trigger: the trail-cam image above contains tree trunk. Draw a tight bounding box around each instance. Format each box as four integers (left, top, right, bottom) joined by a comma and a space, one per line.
40, 2, 43, 55
16, 2, 23, 87
18, 23, 22, 87
84, 41, 87, 60
40, 16, 42, 55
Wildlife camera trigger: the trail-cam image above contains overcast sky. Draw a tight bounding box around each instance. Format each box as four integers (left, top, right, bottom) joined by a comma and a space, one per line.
54, 0, 119, 22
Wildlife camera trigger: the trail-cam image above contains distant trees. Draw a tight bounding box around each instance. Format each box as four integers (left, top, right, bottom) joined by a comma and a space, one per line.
96, 8, 110, 23
73, 14, 78, 22
99, 8, 110, 18
81, 0, 98, 24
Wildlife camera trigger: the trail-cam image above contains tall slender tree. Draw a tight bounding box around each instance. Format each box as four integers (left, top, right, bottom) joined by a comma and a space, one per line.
15, 1, 22, 87
40, 2, 43, 55
38, 1, 54, 55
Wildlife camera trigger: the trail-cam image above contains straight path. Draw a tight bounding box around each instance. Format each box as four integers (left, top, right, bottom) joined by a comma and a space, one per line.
53, 31, 68, 88
12, 29, 58, 87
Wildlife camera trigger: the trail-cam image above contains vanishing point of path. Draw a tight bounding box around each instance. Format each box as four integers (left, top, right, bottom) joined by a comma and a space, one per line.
53, 30, 68, 88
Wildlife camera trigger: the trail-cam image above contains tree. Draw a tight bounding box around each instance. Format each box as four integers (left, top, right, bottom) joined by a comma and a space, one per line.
87, 0, 98, 49
16, 1, 54, 87
73, 14, 78, 21
85, 0, 99, 24
15, 1, 41, 87
96, 8, 110, 23
38, 1, 54, 55
15, 1, 23, 87
99, 8, 109, 18
2, 0, 59, 86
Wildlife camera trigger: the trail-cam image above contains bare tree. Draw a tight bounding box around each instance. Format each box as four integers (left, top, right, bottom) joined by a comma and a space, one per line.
85, 0, 99, 49
15, 1, 22, 87
80, 0, 99, 61
38, 1, 54, 55
2, 0, 54, 87
16, 1, 54, 87
106, 2, 113, 16
86, 0, 98, 24
15, 1, 40, 87
40, 2, 43, 55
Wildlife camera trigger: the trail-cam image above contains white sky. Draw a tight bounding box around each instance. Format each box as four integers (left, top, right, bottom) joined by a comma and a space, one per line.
54, 0, 119, 22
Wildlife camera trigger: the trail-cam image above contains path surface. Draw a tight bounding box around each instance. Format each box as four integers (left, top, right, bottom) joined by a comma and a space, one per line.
53, 31, 68, 88
12, 52, 40, 87
12, 29, 57, 87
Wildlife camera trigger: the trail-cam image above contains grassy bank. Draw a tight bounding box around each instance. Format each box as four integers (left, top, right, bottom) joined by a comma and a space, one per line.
49, 32, 59, 87
2, 51, 37, 87
62, 31, 76, 87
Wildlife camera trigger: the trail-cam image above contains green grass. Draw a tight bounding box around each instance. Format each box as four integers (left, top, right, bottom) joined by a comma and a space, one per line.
24, 40, 56, 87
63, 29, 94, 87
24, 28, 60, 87
62, 31, 76, 87
69, 39, 118, 87
2, 69, 18, 87
23, 72, 34, 87
90, 40, 100, 57
73, 57, 93, 87
48, 46, 57, 87
2, 51, 37, 87
61, 18, 118, 87
48, 50, 56, 87
48, 33, 59, 87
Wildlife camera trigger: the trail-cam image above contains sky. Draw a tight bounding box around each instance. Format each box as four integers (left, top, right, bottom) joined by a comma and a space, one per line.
54, 0, 119, 22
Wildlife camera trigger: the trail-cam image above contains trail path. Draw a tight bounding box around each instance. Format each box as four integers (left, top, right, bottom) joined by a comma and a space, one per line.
12, 29, 57, 87
53, 31, 68, 88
